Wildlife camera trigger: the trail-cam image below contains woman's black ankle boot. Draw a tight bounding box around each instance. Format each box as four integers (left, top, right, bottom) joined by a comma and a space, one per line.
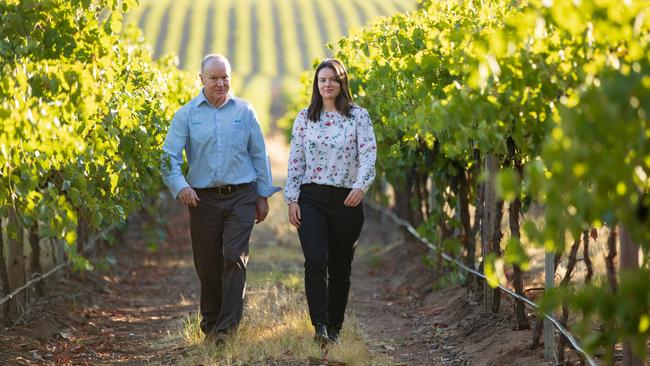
327, 325, 341, 343
314, 323, 328, 345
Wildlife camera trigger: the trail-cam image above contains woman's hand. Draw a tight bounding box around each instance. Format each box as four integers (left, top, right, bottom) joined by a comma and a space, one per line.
344, 188, 364, 207
288, 202, 301, 228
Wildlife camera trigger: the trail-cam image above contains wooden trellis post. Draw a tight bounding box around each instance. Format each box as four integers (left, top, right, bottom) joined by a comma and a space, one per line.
620, 226, 643, 366
482, 153, 497, 312
544, 251, 555, 361
7, 208, 26, 322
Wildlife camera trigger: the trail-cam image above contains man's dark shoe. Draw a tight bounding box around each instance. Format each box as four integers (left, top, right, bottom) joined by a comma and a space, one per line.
205, 330, 228, 346
327, 325, 341, 344
314, 323, 329, 346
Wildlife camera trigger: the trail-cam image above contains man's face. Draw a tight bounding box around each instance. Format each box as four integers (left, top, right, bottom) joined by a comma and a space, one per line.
200, 59, 230, 105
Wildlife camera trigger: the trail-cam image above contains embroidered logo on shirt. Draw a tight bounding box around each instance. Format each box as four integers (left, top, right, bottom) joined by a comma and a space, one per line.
233, 119, 242, 124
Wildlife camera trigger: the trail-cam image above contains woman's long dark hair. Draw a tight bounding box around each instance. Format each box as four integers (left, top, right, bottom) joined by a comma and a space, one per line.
307, 59, 354, 122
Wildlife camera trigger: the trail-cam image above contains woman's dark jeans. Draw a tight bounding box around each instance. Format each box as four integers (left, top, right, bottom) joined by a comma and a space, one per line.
297, 183, 364, 328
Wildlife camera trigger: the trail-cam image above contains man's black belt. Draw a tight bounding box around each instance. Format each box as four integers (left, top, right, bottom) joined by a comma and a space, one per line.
198, 182, 252, 195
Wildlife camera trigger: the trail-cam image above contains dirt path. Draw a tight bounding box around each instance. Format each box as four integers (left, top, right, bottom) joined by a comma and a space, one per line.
350, 208, 442, 366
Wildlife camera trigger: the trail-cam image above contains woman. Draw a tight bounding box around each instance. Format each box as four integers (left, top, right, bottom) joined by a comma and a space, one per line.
284, 59, 377, 344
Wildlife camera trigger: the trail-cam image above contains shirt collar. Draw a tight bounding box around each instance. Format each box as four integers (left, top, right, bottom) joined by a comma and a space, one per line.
196, 89, 234, 109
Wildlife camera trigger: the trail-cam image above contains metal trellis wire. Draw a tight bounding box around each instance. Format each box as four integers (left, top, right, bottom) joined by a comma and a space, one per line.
366, 201, 597, 366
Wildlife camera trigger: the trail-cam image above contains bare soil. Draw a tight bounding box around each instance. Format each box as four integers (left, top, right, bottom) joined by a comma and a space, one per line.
0, 206, 197, 365
351, 207, 553, 366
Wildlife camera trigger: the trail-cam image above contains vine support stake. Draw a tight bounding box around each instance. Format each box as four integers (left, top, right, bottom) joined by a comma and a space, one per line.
544, 251, 555, 361
7, 208, 26, 322
620, 226, 643, 366
482, 153, 497, 313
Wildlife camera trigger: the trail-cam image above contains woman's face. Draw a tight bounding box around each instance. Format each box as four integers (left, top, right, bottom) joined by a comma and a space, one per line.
317, 67, 341, 102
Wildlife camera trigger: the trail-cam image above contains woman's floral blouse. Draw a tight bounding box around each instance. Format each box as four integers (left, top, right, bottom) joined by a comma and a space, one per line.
284, 106, 377, 203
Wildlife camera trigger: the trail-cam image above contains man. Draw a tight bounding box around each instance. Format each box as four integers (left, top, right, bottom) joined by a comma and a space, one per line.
161, 54, 280, 342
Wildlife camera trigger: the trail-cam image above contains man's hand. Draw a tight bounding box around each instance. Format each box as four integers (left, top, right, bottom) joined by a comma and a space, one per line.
288, 202, 301, 228
256, 197, 269, 223
178, 187, 200, 207
344, 188, 364, 207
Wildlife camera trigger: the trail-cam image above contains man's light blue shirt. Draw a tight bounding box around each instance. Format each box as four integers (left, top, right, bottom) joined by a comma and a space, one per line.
161, 89, 281, 199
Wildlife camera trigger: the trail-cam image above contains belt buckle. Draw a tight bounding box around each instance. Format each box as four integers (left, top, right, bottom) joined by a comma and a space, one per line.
217, 185, 232, 195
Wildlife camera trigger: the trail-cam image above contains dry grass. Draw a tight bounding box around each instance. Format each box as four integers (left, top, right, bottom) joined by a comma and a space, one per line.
175, 182, 393, 365
177, 283, 391, 365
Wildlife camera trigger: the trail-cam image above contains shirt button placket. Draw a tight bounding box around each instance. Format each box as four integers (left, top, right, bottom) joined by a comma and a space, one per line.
214, 110, 222, 183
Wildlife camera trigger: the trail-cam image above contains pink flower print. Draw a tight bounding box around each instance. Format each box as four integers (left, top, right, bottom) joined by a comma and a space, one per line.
325, 121, 331, 126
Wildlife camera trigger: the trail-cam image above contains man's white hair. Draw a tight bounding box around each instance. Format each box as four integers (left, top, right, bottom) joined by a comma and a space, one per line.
201, 54, 231, 75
